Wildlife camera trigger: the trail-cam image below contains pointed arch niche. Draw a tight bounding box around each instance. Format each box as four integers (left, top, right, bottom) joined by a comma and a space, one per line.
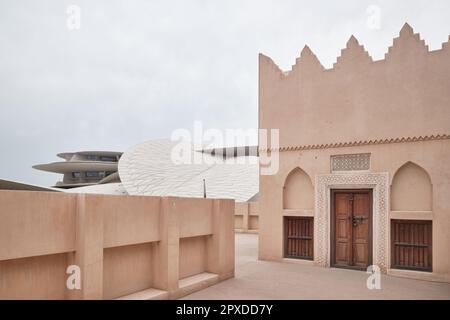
283, 168, 314, 212
391, 162, 433, 212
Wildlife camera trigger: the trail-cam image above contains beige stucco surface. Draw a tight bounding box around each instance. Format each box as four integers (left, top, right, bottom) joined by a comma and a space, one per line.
259, 24, 450, 149
0, 190, 235, 300
183, 234, 450, 299
235, 202, 259, 233
258, 24, 450, 282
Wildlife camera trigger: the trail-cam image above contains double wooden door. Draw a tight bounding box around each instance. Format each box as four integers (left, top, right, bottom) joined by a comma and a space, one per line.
332, 190, 372, 270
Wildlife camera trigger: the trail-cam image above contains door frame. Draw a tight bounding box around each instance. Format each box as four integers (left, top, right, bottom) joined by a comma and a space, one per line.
330, 189, 373, 271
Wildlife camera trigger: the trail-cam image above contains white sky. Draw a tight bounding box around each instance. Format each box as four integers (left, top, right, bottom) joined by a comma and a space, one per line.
1, 0, 449, 185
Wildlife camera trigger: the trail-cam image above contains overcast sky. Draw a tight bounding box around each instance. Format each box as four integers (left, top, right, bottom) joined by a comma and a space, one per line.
1, 0, 449, 186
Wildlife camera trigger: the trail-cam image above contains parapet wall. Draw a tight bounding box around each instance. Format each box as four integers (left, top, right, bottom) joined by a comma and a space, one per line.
0, 190, 235, 300
259, 23, 450, 149
234, 202, 259, 233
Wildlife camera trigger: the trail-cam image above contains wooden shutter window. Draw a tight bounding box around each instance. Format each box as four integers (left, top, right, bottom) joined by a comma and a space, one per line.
284, 217, 314, 260
391, 220, 432, 272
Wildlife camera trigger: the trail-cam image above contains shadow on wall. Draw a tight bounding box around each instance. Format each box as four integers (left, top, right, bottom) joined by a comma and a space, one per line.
0, 191, 235, 300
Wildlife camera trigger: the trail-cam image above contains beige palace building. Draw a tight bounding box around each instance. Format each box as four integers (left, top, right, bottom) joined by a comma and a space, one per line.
258, 24, 450, 282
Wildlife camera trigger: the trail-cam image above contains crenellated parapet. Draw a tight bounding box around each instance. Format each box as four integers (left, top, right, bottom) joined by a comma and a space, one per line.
258, 53, 285, 79
333, 36, 372, 70
260, 23, 449, 78
259, 23, 450, 149
291, 45, 325, 75
385, 23, 429, 60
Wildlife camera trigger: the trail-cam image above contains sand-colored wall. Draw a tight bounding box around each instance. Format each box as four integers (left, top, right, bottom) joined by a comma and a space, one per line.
391, 162, 433, 211
258, 25, 450, 282
0, 191, 77, 261
0, 191, 235, 299
259, 24, 450, 149
103, 243, 155, 300
179, 236, 207, 279
283, 168, 314, 210
234, 202, 259, 233
0, 253, 68, 300
259, 138, 450, 282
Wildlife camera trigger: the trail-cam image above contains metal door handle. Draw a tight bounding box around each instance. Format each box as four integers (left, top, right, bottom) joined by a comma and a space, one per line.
352, 216, 367, 227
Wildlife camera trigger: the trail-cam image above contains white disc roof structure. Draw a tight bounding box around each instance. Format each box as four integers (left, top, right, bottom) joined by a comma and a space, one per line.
118, 139, 258, 202
65, 182, 128, 195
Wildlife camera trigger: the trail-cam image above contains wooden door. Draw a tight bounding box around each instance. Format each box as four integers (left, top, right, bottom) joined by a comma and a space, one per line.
332, 190, 372, 270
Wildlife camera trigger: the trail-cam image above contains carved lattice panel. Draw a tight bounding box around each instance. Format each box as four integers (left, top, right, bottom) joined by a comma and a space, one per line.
331, 153, 370, 172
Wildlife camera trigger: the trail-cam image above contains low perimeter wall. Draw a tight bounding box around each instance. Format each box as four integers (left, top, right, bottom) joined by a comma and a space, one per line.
0, 190, 235, 300
234, 202, 259, 233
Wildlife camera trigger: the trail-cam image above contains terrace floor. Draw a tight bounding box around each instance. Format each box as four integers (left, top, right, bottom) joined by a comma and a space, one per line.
182, 233, 450, 300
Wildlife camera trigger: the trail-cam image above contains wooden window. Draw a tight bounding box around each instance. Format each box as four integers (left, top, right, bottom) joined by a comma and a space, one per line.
284, 217, 313, 260
391, 220, 432, 272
